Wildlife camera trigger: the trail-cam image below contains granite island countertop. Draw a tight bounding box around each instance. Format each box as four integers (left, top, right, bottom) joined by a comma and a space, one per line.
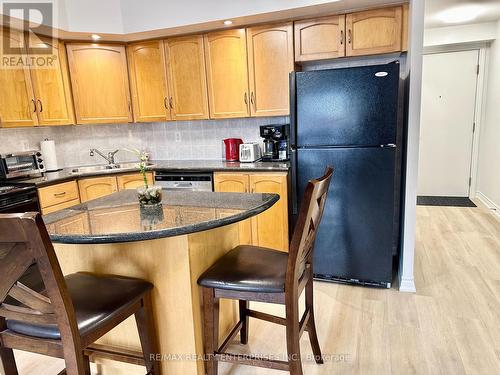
28, 159, 290, 187
43, 189, 279, 244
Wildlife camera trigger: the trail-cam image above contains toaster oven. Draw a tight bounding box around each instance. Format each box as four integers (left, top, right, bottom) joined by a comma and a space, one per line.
0, 151, 45, 179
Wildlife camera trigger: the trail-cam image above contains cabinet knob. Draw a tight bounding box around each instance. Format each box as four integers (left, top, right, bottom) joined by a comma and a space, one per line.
340, 30, 344, 45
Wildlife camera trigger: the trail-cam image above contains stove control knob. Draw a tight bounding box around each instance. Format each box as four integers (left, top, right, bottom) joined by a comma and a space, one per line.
39, 164, 44, 169
36, 152, 42, 157
37, 158, 43, 163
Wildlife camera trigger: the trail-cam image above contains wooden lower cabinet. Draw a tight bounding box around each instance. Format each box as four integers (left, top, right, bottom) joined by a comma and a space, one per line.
214, 173, 252, 245
214, 172, 289, 251
78, 176, 118, 202
116, 172, 154, 190
249, 173, 288, 251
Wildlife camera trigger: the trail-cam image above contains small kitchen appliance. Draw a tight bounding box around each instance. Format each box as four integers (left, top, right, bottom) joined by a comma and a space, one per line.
239, 143, 262, 162
259, 125, 290, 161
0, 151, 45, 179
223, 138, 243, 162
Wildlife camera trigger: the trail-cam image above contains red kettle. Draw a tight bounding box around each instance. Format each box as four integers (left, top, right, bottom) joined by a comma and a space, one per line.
223, 138, 243, 161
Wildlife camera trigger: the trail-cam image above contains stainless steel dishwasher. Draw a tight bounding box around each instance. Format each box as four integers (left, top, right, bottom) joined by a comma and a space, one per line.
154, 171, 213, 191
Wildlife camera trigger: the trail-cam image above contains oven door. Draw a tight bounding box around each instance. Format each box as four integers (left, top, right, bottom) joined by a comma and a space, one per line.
0, 190, 40, 213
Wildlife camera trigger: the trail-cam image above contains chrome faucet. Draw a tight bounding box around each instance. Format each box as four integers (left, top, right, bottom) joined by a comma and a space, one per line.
89, 148, 120, 165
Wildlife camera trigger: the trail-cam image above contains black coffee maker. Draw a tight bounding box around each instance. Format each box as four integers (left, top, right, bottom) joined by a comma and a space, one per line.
260, 124, 290, 161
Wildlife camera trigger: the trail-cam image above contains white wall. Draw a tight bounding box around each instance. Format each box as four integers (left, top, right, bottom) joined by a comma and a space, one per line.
477, 20, 500, 213
424, 22, 497, 47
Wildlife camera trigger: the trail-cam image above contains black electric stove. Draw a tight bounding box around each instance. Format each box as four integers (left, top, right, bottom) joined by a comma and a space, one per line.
0, 181, 40, 213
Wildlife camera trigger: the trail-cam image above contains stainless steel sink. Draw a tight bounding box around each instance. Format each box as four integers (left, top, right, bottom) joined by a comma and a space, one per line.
70, 165, 114, 174
113, 162, 154, 169
70, 162, 154, 175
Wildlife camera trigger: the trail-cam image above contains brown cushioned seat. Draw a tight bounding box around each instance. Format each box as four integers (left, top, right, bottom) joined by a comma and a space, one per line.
6, 271, 153, 340
198, 245, 288, 293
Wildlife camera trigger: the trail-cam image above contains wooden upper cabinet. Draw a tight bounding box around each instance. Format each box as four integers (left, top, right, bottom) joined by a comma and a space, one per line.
247, 23, 293, 117
128, 41, 170, 122
346, 6, 403, 56
204, 29, 250, 119
165, 35, 209, 120
0, 29, 37, 128
28, 37, 75, 126
78, 176, 118, 202
66, 43, 132, 124
294, 15, 346, 62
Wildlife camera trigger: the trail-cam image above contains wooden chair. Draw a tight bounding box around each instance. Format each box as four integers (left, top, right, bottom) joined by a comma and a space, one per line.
198, 166, 333, 375
0, 212, 161, 375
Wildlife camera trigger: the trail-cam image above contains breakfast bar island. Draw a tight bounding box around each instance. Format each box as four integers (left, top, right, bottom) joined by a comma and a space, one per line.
43, 189, 279, 375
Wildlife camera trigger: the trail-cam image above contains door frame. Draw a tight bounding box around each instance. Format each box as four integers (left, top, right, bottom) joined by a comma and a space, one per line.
421, 44, 487, 199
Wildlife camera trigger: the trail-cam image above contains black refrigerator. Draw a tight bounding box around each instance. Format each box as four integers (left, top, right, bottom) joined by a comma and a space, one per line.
290, 61, 403, 288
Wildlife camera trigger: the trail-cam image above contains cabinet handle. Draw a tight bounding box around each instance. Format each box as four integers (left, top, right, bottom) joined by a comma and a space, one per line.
340, 30, 344, 45
250, 92, 255, 105
54, 192, 66, 197
348, 29, 352, 44
128, 101, 131, 113
31, 99, 36, 113
244, 92, 248, 105
37, 99, 43, 113
169, 97, 173, 109
163, 97, 168, 110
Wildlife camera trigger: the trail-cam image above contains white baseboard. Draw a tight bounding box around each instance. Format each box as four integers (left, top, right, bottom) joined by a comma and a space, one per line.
476, 191, 500, 218
398, 276, 416, 293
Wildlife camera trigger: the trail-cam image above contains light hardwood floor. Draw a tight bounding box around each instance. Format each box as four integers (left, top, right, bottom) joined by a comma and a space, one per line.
10, 201, 500, 374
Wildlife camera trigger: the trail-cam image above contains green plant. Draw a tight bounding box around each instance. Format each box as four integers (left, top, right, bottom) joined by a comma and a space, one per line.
126, 148, 150, 188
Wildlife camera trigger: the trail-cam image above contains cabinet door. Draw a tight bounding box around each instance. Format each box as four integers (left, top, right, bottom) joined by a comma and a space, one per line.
165, 35, 209, 120
204, 29, 250, 119
66, 43, 132, 124
78, 176, 118, 202
0, 29, 37, 128
29, 37, 75, 126
247, 23, 293, 117
294, 15, 346, 62
128, 41, 170, 122
117, 172, 154, 191
346, 7, 403, 56
213, 173, 252, 245
249, 173, 288, 252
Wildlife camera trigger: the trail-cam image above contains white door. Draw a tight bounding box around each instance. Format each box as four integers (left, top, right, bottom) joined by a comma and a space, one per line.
418, 50, 479, 197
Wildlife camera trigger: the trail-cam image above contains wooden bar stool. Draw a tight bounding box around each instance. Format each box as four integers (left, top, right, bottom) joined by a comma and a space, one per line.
198, 166, 333, 375
0, 212, 161, 375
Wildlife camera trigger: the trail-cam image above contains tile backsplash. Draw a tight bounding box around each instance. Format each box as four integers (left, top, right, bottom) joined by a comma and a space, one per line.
0, 117, 288, 168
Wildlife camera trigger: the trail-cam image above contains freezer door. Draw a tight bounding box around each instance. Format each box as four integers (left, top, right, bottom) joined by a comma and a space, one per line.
296, 62, 399, 147
296, 147, 397, 285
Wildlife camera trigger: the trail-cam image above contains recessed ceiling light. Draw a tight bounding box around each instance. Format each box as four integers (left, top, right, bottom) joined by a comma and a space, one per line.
90, 34, 101, 41
437, 4, 485, 24
223, 20, 233, 26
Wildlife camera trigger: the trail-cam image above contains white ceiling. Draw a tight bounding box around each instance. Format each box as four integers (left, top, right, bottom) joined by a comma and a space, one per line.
425, 0, 500, 28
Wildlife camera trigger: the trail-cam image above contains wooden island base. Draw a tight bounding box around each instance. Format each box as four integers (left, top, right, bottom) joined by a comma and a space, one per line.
54, 223, 240, 375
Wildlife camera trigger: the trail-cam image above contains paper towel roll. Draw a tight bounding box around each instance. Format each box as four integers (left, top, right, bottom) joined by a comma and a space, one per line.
40, 139, 59, 172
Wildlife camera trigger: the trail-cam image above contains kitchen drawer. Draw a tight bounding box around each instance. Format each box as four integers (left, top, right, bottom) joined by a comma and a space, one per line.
38, 181, 80, 209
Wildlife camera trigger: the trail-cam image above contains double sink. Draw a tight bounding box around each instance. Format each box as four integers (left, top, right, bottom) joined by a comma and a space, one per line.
70, 162, 155, 175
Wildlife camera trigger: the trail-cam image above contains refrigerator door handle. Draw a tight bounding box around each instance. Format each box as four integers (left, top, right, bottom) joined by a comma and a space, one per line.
291, 149, 298, 215
289, 72, 297, 147
381, 144, 396, 148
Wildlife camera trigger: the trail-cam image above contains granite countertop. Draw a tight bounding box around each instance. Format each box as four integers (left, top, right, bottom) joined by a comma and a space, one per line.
43, 189, 279, 244
27, 160, 290, 187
